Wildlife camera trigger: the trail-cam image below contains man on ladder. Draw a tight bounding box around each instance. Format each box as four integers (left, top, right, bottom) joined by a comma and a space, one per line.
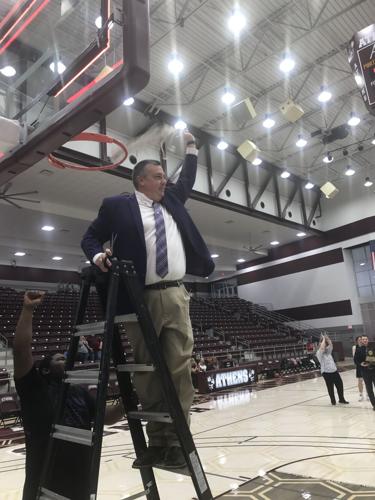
82, 131, 214, 469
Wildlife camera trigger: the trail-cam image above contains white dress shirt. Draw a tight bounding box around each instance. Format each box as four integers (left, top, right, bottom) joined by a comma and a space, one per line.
135, 190, 186, 285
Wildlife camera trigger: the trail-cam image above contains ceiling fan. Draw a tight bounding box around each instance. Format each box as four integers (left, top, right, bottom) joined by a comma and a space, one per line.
242, 234, 268, 256
0, 182, 40, 209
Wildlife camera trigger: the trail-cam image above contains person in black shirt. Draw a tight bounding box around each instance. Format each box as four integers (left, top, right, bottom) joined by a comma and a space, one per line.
13, 291, 124, 500
354, 335, 375, 411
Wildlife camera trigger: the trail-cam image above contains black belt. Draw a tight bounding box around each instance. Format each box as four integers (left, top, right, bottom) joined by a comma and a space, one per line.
145, 280, 183, 290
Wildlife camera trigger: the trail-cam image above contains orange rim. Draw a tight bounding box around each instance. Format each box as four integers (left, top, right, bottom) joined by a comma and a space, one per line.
48, 132, 128, 171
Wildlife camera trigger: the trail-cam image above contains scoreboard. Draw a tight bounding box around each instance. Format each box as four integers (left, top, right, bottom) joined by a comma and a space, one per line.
348, 24, 375, 115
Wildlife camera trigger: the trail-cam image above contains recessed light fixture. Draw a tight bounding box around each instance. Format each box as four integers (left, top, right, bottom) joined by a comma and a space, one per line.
237, 258, 246, 263
167, 54, 184, 76
279, 55, 295, 73
323, 153, 334, 163
52, 256, 63, 261
296, 134, 307, 148
0, 65, 16, 77
354, 74, 363, 86
305, 181, 314, 190
252, 157, 262, 166
280, 170, 290, 179
221, 89, 236, 105
211, 253, 219, 258
41, 225, 55, 231
227, 10, 246, 34
49, 61, 66, 74
345, 166, 355, 176
270, 240, 279, 246
364, 177, 373, 187
360, 262, 366, 266
297, 232, 306, 237
318, 86, 332, 103
85, 260, 90, 264
262, 114, 275, 129
14, 251, 26, 256
95, 16, 103, 28
217, 140, 228, 150
347, 112, 360, 127
371, 138, 375, 145
123, 97, 134, 106
174, 119, 187, 130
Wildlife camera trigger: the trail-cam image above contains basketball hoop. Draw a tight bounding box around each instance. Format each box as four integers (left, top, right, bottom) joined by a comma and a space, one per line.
48, 132, 128, 171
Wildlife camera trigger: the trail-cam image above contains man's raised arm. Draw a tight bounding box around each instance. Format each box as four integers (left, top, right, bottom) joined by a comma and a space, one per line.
13, 291, 44, 380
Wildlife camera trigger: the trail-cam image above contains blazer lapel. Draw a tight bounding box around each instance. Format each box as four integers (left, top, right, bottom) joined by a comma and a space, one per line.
129, 194, 146, 249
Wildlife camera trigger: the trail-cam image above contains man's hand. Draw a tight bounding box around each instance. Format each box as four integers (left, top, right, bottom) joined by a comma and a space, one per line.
183, 130, 196, 147
94, 248, 112, 272
23, 291, 45, 310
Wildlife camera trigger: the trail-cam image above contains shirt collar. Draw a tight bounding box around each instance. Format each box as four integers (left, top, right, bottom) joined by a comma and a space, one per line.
135, 190, 154, 208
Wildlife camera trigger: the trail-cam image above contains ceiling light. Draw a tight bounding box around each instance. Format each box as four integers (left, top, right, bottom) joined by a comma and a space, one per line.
262, 114, 275, 129
323, 153, 333, 163
296, 134, 307, 148
85, 260, 90, 264
342, 149, 349, 157
297, 232, 306, 237
305, 181, 314, 190
228, 11, 246, 34
49, 61, 66, 74
280, 170, 290, 179
360, 262, 366, 266
221, 89, 236, 105
354, 74, 363, 86
237, 258, 246, 263
364, 177, 373, 187
270, 240, 279, 246
174, 119, 187, 130
252, 157, 262, 165
211, 254, 219, 258
317, 86, 332, 103
14, 252, 26, 256
217, 140, 228, 150
0, 65, 16, 77
347, 112, 360, 127
371, 138, 375, 145
52, 256, 63, 261
95, 16, 102, 28
41, 225, 55, 231
167, 55, 184, 76
123, 97, 134, 106
345, 166, 355, 176
279, 56, 295, 73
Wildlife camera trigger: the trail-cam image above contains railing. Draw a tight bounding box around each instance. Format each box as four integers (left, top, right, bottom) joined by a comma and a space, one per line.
0, 333, 9, 368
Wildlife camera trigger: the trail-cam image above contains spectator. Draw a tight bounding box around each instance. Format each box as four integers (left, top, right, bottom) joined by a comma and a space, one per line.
77, 335, 92, 363
198, 358, 207, 372
352, 335, 367, 401
87, 335, 102, 362
13, 291, 124, 500
354, 335, 375, 411
316, 335, 349, 406
222, 353, 235, 369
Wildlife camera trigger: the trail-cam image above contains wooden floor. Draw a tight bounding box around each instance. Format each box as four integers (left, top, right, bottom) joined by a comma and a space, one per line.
1, 366, 375, 499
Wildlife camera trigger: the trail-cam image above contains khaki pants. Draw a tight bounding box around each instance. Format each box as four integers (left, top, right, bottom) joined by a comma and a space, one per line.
125, 285, 195, 447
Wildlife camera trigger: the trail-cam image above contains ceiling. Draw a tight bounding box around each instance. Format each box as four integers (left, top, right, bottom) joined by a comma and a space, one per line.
0, 0, 375, 280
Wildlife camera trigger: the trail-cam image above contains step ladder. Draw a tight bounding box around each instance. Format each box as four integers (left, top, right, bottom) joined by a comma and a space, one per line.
37, 259, 213, 500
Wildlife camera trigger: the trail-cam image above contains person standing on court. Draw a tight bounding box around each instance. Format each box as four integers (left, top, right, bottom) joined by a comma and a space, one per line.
354, 335, 375, 410
81, 131, 214, 469
316, 334, 349, 406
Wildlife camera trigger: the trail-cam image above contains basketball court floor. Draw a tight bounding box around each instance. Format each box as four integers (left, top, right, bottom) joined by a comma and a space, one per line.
1, 366, 375, 500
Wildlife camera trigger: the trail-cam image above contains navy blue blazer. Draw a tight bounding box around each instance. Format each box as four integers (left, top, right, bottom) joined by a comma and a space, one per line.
81, 154, 214, 299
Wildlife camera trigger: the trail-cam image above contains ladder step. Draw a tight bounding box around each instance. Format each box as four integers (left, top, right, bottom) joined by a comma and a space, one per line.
127, 411, 173, 423
117, 364, 155, 372
114, 313, 138, 324
39, 487, 70, 499
52, 424, 93, 446
65, 370, 100, 385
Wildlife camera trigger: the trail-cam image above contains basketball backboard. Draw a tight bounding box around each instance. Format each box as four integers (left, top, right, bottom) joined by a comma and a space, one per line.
0, 0, 150, 184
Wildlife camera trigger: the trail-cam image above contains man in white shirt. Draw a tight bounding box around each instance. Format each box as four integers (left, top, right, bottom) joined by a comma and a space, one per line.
82, 132, 214, 469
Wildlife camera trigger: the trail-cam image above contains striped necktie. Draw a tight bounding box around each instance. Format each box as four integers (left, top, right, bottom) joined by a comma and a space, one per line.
153, 202, 168, 278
